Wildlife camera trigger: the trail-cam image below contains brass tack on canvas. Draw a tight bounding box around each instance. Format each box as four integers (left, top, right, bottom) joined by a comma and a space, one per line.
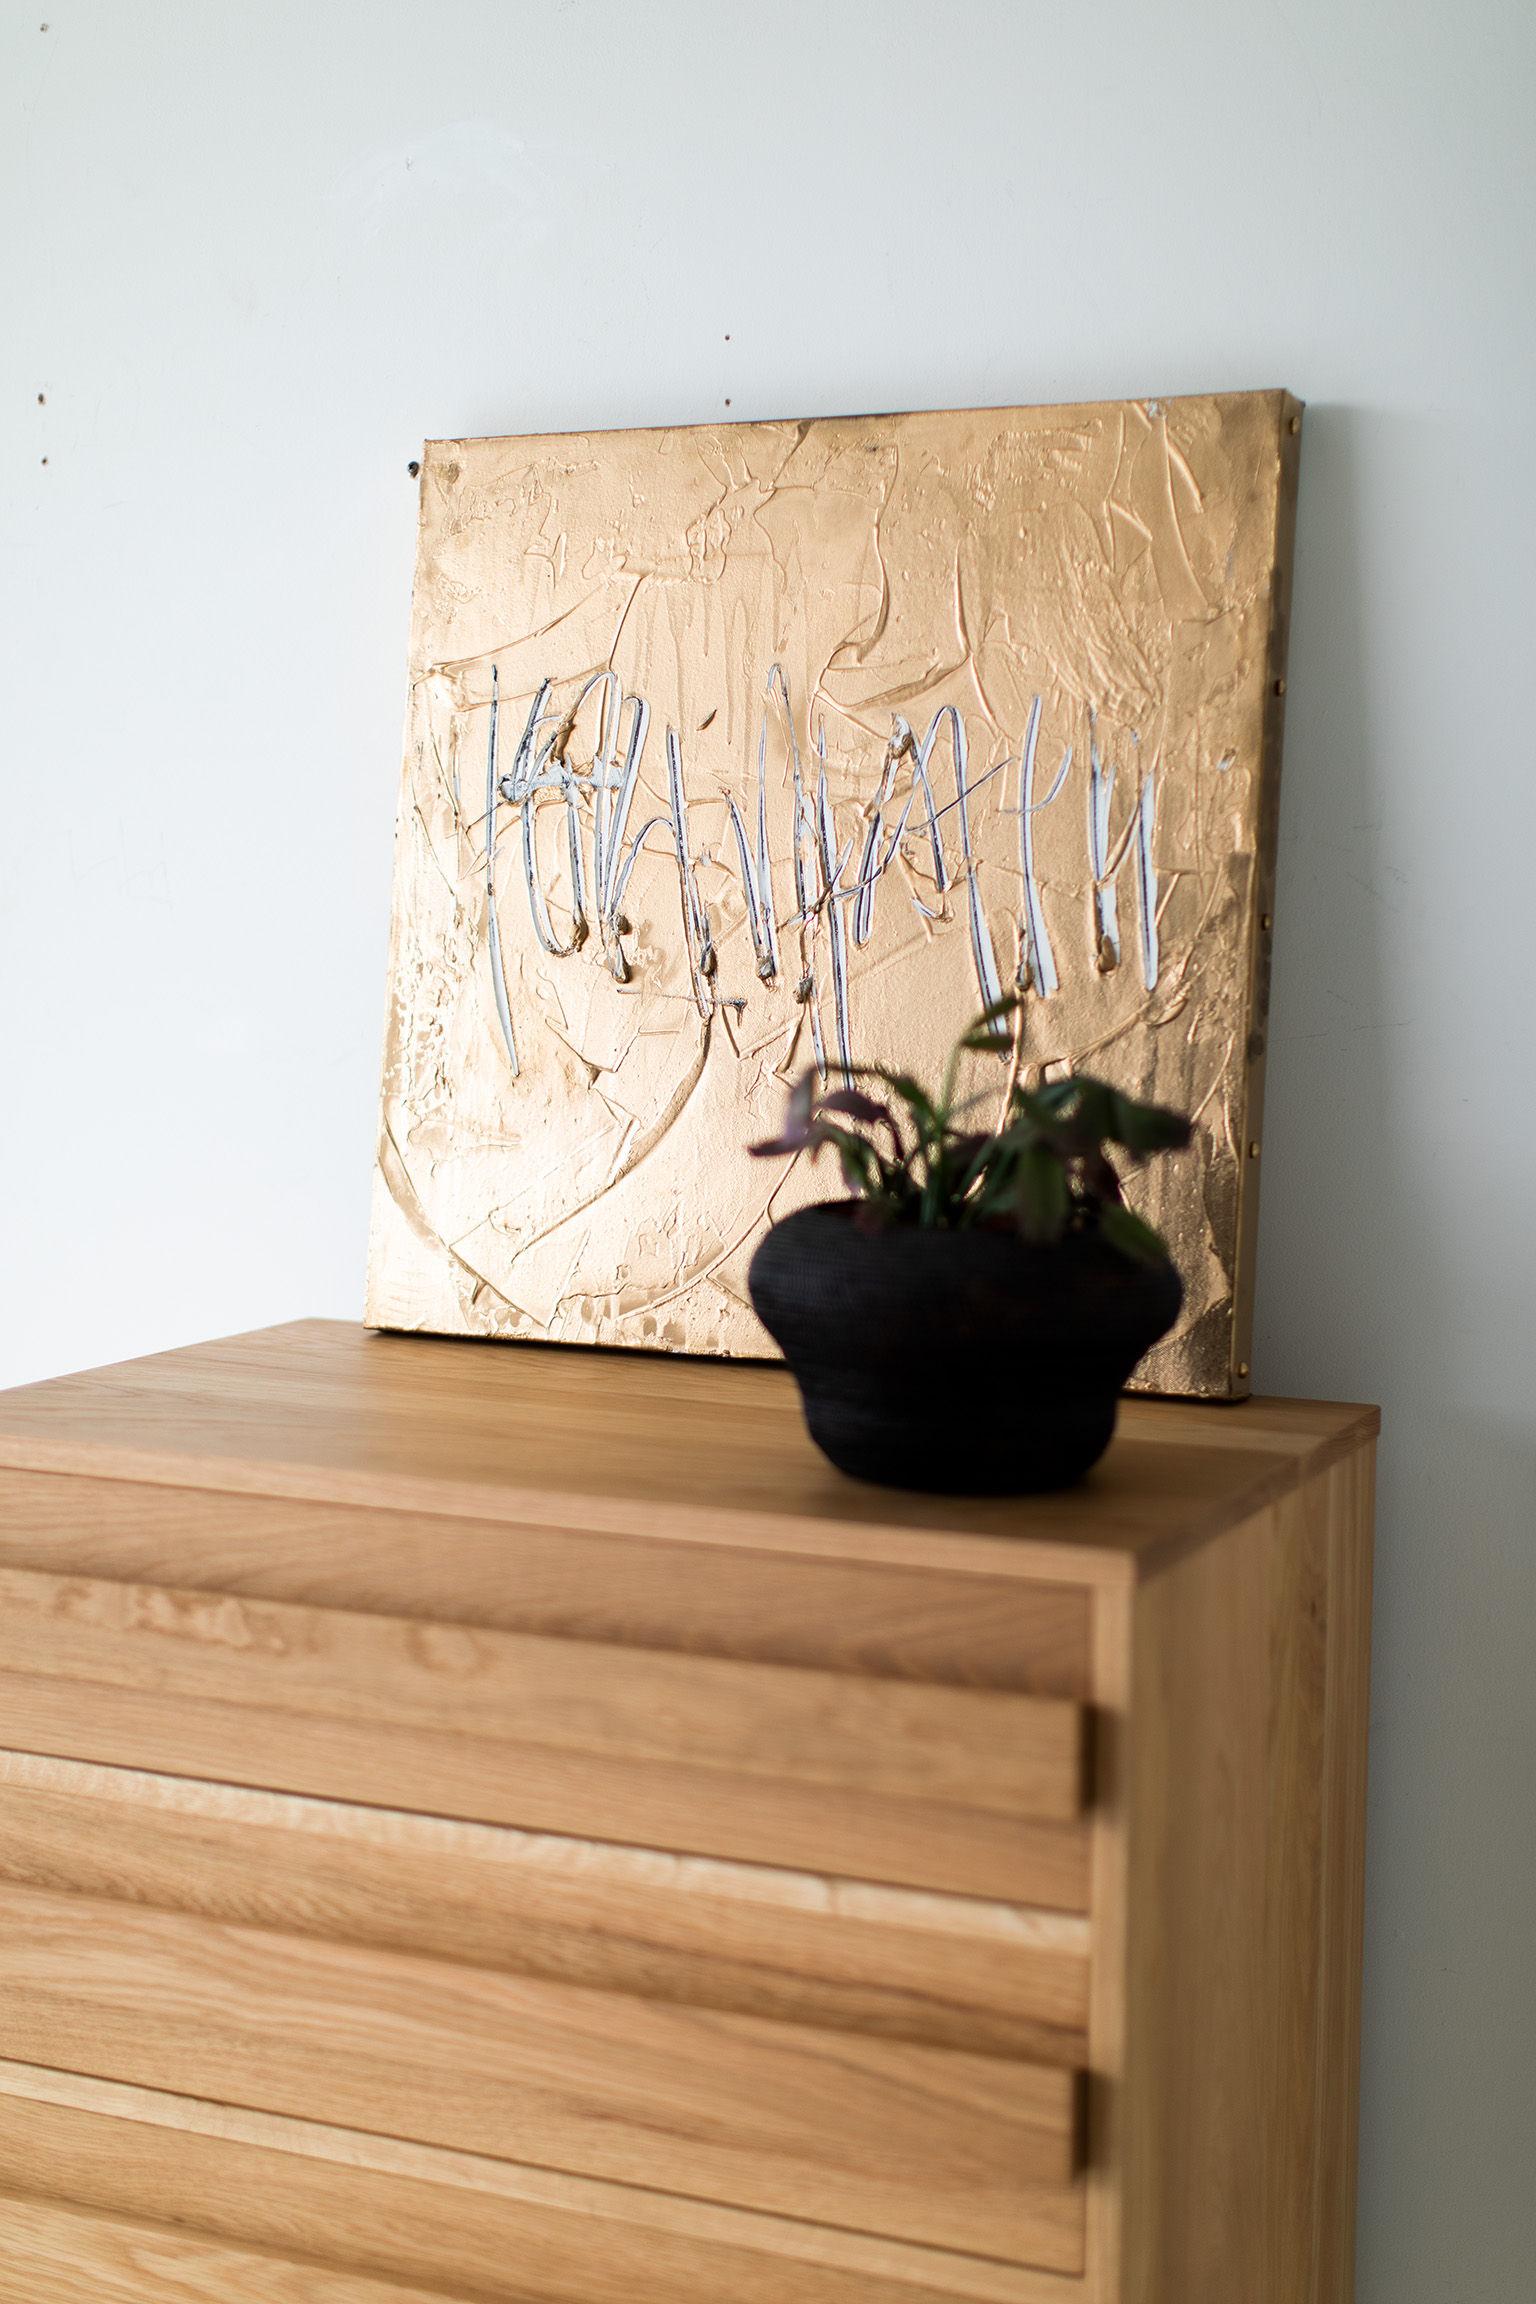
1289, 414, 1301, 434
1273, 677, 1287, 696
1248, 1141, 1261, 1158
1237, 1359, 1251, 1376
407, 460, 421, 478
1261, 912, 1274, 931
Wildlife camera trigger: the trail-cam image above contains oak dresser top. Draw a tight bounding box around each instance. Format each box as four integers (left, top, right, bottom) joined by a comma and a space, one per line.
0, 1321, 1378, 1590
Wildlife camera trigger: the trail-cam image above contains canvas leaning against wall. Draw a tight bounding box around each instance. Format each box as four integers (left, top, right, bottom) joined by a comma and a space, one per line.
367, 391, 1300, 1397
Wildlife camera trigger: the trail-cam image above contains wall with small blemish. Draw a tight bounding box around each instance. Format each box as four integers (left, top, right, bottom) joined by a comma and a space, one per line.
2, 2, 1532, 2293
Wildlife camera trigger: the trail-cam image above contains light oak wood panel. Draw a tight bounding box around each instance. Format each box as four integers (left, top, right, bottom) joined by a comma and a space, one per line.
0, 2195, 465, 2304
0, 1752, 1090, 2064
0, 1469, 1092, 1695
0, 1565, 1083, 1821
0, 1319, 1380, 1581
0, 1670, 1088, 1907
0, 1566, 1089, 1904
1309, 1448, 1375, 2304
0, 1881, 1085, 2266
1117, 1452, 1375, 2303
1082, 1579, 1133, 2304
0, 2063, 1085, 2304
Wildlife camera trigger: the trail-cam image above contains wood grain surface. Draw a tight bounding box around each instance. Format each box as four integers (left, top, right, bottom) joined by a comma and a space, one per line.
0, 2196, 464, 2304
0, 1469, 1093, 1694
0, 2063, 1085, 2304
1116, 1456, 1375, 2302
1309, 1449, 1376, 2303
0, 1565, 1083, 1820
0, 1752, 1090, 2064
0, 1320, 1379, 1580
0, 1888, 1084, 2264
0, 1562, 1089, 1905
0, 1324, 1378, 2302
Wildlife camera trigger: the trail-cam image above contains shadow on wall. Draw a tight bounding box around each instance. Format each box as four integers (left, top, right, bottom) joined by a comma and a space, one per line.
1255, 404, 1536, 2304
1258, 402, 1408, 1396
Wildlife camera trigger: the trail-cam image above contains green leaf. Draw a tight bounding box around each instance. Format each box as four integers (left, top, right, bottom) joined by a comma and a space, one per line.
848, 1064, 943, 1142
960, 1023, 1011, 1053
1082, 1148, 1122, 1204
965, 1141, 1017, 1220
1014, 1140, 1072, 1243
815, 1121, 882, 1200
1098, 1200, 1172, 1266
1058, 1078, 1114, 1148
748, 1025, 1190, 1237
946, 1131, 993, 1202
1027, 1077, 1081, 1117
969, 992, 1021, 1030
958, 993, 1020, 1054
1102, 1091, 1193, 1156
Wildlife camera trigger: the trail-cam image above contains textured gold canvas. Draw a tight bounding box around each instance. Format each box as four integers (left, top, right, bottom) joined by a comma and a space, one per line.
368, 391, 1300, 1396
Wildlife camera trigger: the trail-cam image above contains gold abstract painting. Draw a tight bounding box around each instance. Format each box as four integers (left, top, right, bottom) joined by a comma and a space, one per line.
368, 390, 1300, 1396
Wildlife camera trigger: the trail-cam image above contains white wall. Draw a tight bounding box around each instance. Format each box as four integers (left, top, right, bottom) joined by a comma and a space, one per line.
3, 1, 1532, 2289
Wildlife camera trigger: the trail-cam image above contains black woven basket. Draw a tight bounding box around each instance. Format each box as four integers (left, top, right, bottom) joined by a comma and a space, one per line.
748, 1202, 1183, 1495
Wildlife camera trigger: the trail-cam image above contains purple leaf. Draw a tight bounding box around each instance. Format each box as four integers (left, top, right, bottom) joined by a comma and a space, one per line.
753, 1069, 819, 1154
818, 1088, 891, 1126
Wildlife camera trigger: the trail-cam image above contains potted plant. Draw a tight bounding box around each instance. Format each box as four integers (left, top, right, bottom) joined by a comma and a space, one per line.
747, 999, 1190, 1494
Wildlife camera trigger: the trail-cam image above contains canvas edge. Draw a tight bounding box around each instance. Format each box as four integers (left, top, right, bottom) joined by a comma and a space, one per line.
1224, 387, 1305, 1401
411, 384, 1302, 461
364, 453, 435, 1337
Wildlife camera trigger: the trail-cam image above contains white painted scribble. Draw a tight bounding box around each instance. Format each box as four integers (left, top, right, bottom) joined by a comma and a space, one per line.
1136, 767, 1160, 991
1088, 711, 1120, 972
1018, 694, 1072, 996
478, 663, 1157, 1076
936, 704, 1007, 1037
483, 667, 519, 1076
1086, 712, 1162, 992
812, 725, 856, 1083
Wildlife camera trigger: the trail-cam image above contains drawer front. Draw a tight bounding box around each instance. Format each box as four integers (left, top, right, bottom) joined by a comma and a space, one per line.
0, 2194, 455, 2304
0, 1753, 1091, 2066
0, 1565, 1090, 1905
0, 1755, 1088, 2273
0, 2066, 1090, 2303
0, 1469, 1093, 1696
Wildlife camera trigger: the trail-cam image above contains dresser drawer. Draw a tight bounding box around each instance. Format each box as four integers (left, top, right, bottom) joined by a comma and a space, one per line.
0, 1755, 1089, 2274
0, 1468, 1093, 1696
0, 1565, 1090, 1905
0, 2065, 1091, 2303
0, 1752, 1091, 2066
0, 2195, 454, 2304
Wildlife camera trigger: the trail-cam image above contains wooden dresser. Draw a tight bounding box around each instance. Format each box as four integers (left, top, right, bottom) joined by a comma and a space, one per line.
0, 1321, 1376, 2304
